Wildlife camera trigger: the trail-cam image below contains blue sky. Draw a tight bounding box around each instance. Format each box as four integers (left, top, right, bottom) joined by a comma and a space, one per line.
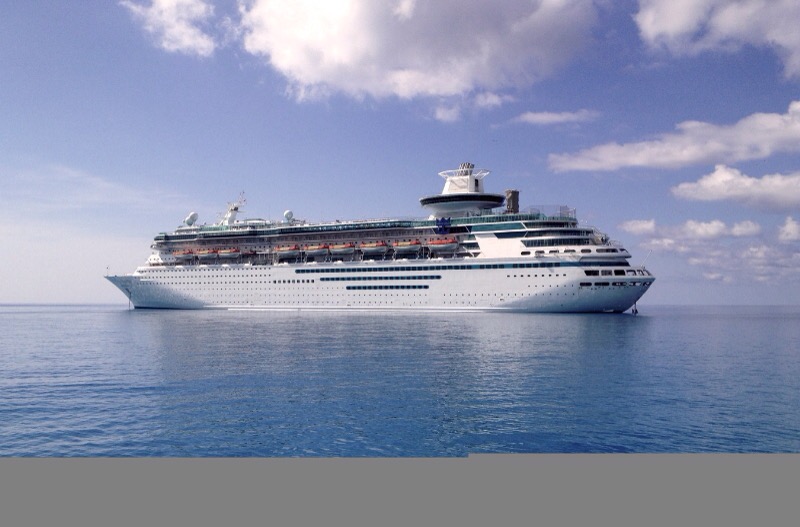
2, 0, 800, 305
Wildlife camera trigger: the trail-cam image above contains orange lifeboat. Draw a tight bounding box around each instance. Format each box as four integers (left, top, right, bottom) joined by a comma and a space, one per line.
217, 247, 240, 258
391, 239, 422, 253
329, 242, 356, 255
274, 244, 301, 259
359, 241, 389, 254
304, 244, 330, 257
427, 238, 459, 252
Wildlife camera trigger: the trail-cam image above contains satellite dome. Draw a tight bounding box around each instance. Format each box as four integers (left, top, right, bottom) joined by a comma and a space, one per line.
184, 211, 199, 226
283, 210, 294, 222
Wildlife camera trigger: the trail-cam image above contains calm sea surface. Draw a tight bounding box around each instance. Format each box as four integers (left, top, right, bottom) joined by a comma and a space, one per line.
1, 304, 799, 456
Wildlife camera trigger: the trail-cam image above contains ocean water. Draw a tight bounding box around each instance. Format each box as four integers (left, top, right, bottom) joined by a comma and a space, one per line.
1, 304, 799, 456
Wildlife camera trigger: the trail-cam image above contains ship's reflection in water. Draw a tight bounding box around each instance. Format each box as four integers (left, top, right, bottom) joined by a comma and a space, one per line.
56, 305, 791, 456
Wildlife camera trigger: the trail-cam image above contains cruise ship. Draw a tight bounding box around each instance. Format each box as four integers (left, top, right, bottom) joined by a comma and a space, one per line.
106, 163, 654, 312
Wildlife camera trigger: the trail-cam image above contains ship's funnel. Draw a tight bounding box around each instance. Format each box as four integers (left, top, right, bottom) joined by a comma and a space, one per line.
505, 190, 519, 213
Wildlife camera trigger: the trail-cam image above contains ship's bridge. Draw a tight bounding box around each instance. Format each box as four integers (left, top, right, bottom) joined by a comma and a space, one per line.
420, 162, 505, 217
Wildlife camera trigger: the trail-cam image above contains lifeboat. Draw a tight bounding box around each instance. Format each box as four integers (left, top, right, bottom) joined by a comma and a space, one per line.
172, 249, 194, 260
329, 242, 356, 255
359, 241, 389, 254
196, 249, 218, 259
304, 243, 330, 257
274, 244, 301, 259
426, 238, 459, 253
217, 248, 240, 258
392, 240, 422, 253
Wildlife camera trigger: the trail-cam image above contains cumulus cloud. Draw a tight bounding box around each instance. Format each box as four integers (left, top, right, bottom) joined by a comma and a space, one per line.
681, 219, 728, 239
703, 272, 729, 282
549, 101, 800, 171
779, 216, 800, 242
635, 0, 800, 78
434, 105, 461, 123
619, 219, 656, 235
510, 109, 599, 125
730, 220, 761, 237
625, 215, 800, 283
621, 218, 760, 239
640, 230, 796, 283
121, 0, 216, 57
672, 165, 800, 212
474, 92, 515, 109
238, 0, 598, 101
641, 237, 686, 253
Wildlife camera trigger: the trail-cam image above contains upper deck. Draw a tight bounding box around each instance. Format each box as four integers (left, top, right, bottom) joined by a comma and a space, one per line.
154, 207, 579, 243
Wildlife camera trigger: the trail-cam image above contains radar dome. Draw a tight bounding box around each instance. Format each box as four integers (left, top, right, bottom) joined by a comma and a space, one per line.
184, 212, 199, 226
283, 210, 293, 222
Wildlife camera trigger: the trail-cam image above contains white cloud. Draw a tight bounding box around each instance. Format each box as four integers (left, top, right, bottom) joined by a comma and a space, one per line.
731, 220, 761, 237
667, 219, 761, 240
779, 216, 800, 242
642, 237, 689, 253
510, 109, 599, 125
672, 165, 800, 212
474, 92, 515, 109
630, 216, 800, 284
238, 0, 598, 100
635, 0, 800, 78
434, 105, 461, 123
549, 101, 800, 171
619, 219, 657, 235
121, 0, 216, 57
681, 219, 728, 239
623, 217, 760, 240
703, 272, 729, 282
393, 0, 417, 21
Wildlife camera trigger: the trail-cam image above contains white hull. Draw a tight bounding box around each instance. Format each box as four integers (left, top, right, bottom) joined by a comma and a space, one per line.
107, 258, 653, 313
